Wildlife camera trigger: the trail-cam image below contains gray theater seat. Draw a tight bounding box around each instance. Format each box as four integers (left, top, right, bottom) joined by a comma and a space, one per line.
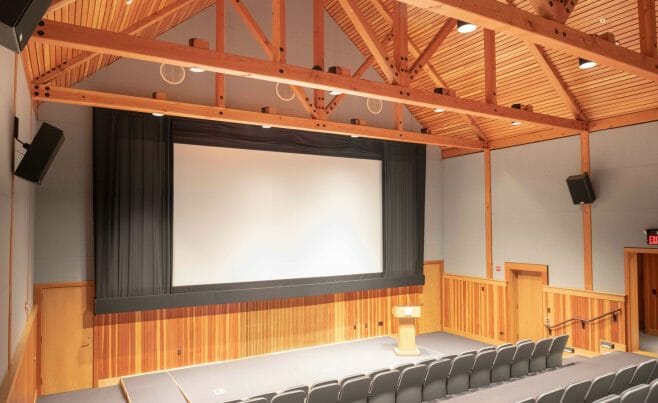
546, 334, 570, 369
308, 383, 340, 403
496, 343, 513, 350
646, 379, 658, 402
515, 399, 535, 403
561, 380, 591, 403
619, 384, 649, 403
416, 358, 435, 366
461, 350, 477, 356
272, 390, 307, 403
441, 355, 457, 362
446, 354, 475, 395
311, 379, 339, 389
536, 388, 565, 403
338, 376, 370, 403
651, 361, 658, 383
609, 365, 637, 395
585, 373, 616, 403
244, 398, 269, 403
394, 363, 414, 372
250, 393, 277, 403
477, 346, 495, 354
368, 369, 400, 403
422, 359, 451, 401
592, 396, 620, 403
516, 339, 532, 346
511, 341, 535, 378
491, 345, 516, 383
283, 385, 310, 394
396, 365, 427, 403
368, 368, 389, 378
529, 338, 552, 373
469, 350, 496, 389
341, 374, 366, 385
630, 360, 657, 387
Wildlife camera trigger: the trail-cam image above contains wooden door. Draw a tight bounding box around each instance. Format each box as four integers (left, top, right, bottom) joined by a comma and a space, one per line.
642, 254, 658, 335
515, 271, 545, 340
40, 284, 94, 395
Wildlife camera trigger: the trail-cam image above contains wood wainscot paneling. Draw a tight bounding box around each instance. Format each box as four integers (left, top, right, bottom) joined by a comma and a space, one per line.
0, 307, 38, 403
442, 274, 508, 344
93, 282, 431, 382
543, 287, 626, 353
419, 261, 443, 334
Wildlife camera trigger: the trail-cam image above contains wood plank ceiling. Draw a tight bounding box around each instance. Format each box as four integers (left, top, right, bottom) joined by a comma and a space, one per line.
22, 0, 658, 152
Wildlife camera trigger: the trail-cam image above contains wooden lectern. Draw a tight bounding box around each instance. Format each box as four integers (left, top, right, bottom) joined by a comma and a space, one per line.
392, 305, 421, 356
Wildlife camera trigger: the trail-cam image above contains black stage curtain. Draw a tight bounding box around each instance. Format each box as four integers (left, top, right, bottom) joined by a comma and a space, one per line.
93, 108, 172, 299
94, 112, 425, 313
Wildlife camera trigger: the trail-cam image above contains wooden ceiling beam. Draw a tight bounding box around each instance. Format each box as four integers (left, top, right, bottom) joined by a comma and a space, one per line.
393, 2, 409, 86
528, 0, 579, 22
336, 0, 396, 82
409, 18, 455, 78
313, 0, 325, 112
526, 43, 586, 120
638, 0, 657, 57
325, 56, 375, 116
32, 86, 484, 149
398, 0, 658, 83
229, 0, 274, 59
34, 0, 199, 85
32, 20, 586, 131
484, 29, 497, 105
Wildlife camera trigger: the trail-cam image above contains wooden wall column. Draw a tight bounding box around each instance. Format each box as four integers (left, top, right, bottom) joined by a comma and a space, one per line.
484, 148, 493, 279
638, 0, 657, 57
313, 0, 325, 115
581, 131, 593, 290
215, 0, 225, 107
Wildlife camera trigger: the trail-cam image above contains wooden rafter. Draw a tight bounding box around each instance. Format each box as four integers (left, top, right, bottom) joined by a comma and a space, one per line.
409, 19, 455, 78
399, 0, 658, 83
33, 86, 484, 149
216, 0, 225, 107
528, 0, 579, 22
313, 0, 325, 112
32, 20, 587, 130
336, 0, 396, 82
325, 56, 375, 116
392, 2, 409, 86
34, 0, 199, 85
484, 29, 496, 105
526, 44, 586, 120
638, 0, 657, 57
229, 0, 318, 119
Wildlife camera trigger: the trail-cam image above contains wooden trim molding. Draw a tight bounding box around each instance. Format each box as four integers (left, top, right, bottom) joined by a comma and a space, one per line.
504, 262, 548, 284
442, 273, 506, 286
625, 248, 658, 352
0, 307, 38, 403
484, 148, 493, 279
542, 286, 626, 303
581, 131, 593, 290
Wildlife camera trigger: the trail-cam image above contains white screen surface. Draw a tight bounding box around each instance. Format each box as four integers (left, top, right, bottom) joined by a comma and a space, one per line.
173, 143, 383, 286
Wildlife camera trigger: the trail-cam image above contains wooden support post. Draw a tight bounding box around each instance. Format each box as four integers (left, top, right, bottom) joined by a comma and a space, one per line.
581, 131, 593, 290
272, 0, 285, 63
638, 0, 657, 57
313, 0, 325, 114
484, 148, 493, 279
394, 103, 404, 130
484, 29, 496, 105
216, 0, 225, 107
392, 2, 409, 86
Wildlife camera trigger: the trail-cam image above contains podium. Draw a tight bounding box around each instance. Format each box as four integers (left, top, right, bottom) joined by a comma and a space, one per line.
392, 305, 421, 356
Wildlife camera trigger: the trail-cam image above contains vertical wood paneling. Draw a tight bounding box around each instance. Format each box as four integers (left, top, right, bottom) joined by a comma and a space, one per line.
544, 287, 626, 352
642, 254, 658, 334
94, 285, 423, 382
442, 274, 508, 343
0, 307, 38, 403
419, 262, 443, 334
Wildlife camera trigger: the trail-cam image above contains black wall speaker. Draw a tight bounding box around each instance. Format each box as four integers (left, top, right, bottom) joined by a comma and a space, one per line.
0, 0, 50, 52
566, 173, 596, 204
14, 122, 64, 184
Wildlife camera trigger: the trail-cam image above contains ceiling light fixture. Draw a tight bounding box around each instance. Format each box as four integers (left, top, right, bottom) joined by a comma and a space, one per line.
329, 90, 342, 96
152, 112, 164, 117
189, 67, 205, 73
511, 121, 522, 126
457, 20, 477, 34
434, 107, 445, 113
126, 0, 134, 4
578, 58, 597, 69
351, 135, 360, 138
262, 125, 272, 129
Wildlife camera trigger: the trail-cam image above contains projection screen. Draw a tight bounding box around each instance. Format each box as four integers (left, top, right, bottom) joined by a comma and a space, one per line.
173, 143, 383, 287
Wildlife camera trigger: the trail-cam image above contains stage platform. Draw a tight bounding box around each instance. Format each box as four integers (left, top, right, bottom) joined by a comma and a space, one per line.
37, 332, 649, 403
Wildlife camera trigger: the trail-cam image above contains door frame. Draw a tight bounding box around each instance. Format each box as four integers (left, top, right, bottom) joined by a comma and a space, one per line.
625, 248, 658, 353
505, 262, 548, 342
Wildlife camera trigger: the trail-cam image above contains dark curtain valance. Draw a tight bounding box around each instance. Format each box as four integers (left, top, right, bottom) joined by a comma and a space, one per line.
93, 108, 172, 299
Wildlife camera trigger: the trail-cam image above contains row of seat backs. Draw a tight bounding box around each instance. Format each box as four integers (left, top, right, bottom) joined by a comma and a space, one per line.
516, 358, 658, 403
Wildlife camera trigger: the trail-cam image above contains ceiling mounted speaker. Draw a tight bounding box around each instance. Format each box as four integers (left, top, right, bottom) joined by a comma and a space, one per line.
566, 173, 596, 204
159, 63, 186, 85
275, 82, 295, 102
366, 98, 383, 115
0, 0, 50, 52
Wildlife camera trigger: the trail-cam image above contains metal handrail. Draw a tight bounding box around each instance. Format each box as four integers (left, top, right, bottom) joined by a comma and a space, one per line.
545, 308, 622, 335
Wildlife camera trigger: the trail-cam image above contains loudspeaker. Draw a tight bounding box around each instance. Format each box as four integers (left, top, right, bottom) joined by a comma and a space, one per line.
15, 122, 64, 184
0, 0, 51, 52
566, 173, 596, 204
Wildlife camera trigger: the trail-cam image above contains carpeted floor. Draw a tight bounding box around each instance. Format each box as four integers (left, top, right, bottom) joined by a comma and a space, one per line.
37, 332, 652, 403
640, 332, 658, 353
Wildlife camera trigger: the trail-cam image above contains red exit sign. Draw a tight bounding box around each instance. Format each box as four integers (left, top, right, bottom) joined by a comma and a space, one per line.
648, 229, 658, 245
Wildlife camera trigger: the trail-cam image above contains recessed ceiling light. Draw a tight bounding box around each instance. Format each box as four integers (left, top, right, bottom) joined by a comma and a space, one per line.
126, 0, 133, 4
434, 107, 445, 113
329, 90, 342, 96
262, 125, 272, 129
189, 67, 205, 73
457, 20, 477, 34
511, 121, 522, 126
578, 58, 597, 69
152, 112, 164, 117
351, 135, 360, 138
